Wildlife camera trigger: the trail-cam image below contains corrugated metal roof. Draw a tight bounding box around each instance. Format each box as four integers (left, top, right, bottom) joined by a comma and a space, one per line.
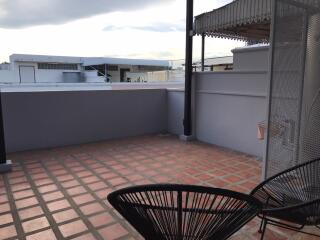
194, 0, 272, 42
194, 0, 319, 42
10, 54, 83, 64
9, 54, 170, 67
82, 57, 170, 67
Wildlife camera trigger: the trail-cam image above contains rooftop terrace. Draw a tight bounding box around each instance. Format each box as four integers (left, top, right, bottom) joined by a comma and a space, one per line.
0, 135, 316, 240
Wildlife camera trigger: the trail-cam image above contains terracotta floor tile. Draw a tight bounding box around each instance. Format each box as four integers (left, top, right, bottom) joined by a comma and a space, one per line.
223, 175, 243, 183
13, 189, 34, 200
9, 176, 27, 185
73, 193, 95, 205
22, 216, 50, 233
61, 179, 80, 188
100, 172, 118, 180
11, 183, 31, 192
31, 173, 49, 180
107, 177, 127, 186
15, 197, 39, 209
34, 178, 54, 187
71, 233, 96, 240
81, 176, 100, 184
94, 188, 112, 200
38, 184, 58, 194
53, 209, 79, 224
26, 229, 57, 240
0, 203, 10, 214
0, 225, 17, 239
0, 195, 8, 204
58, 219, 88, 238
18, 206, 44, 220
0, 213, 13, 225
126, 174, 144, 182
98, 223, 128, 240
42, 191, 64, 202
80, 202, 104, 215
87, 182, 108, 191
56, 174, 74, 182
89, 212, 114, 227
5, 135, 306, 239
47, 199, 71, 212
76, 171, 93, 178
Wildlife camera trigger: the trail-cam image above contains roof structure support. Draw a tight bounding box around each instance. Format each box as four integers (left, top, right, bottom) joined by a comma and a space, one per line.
183, 0, 194, 137
201, 34, 205, 72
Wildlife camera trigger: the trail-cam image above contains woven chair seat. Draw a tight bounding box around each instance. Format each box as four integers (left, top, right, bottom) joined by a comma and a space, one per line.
108, 184, 261, 240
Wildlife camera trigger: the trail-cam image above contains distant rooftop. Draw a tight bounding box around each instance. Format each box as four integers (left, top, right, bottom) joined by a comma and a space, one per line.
9, 54, 170, 67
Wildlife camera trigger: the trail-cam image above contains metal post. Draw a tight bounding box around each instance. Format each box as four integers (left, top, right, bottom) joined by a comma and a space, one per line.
201, 33, 205, 72
105, 64, 108, 82
0, 93, 6, 164
183, 0, 194, 137
0, 91, 11, 173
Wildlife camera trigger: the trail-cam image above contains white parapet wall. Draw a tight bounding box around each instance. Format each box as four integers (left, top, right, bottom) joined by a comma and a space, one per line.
0, 70, 16, 83
194, 70, 268, 158
2, 88, 168, 153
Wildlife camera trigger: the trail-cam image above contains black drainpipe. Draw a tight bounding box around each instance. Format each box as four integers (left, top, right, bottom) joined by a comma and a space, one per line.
184, 0, 194, 136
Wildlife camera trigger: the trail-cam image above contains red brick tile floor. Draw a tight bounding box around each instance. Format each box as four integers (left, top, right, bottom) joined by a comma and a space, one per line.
0, 135, 317, 240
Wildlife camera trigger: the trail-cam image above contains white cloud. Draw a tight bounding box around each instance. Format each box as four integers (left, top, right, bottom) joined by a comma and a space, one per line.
0, 0, 244, 62
103, 21, 185, 32
0, 0, 173, 28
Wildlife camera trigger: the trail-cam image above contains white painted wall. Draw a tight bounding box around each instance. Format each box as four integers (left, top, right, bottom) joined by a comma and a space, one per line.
233, 45, 269, 71
0, 70, 16, 83
13, 62, 82, 83
2, 89, 167, 153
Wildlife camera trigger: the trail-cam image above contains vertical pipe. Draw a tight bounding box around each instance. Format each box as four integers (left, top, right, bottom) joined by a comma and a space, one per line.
104, 64, 108, 82
0, 93, 7, 164
184, 0, 194, 136
201, 33, 205, 72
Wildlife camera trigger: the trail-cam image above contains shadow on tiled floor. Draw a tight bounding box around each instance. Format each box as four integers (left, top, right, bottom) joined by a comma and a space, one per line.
0, 135, 316, 239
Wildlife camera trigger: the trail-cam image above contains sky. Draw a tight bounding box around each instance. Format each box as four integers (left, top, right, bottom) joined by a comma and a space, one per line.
0, 0, 245, 62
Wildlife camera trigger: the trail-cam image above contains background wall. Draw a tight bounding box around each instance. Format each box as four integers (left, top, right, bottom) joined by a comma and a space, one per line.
195, 71, 268, 157
2, 89, 167, 152
232, 46, 269, 71
1, 46, 270, 158
167, 89, 184, 135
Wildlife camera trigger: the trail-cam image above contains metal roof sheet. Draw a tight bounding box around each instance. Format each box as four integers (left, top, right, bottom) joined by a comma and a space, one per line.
82, 57, 170, 67
194, 0, 319, 42
194, 0, 272, 42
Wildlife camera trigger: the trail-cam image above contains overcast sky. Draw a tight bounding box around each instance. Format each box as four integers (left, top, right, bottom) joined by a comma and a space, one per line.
0, 0, 244, 62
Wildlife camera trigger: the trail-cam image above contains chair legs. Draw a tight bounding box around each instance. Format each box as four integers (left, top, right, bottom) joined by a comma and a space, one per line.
258, 217, 320, 239
259, 218, 267, 240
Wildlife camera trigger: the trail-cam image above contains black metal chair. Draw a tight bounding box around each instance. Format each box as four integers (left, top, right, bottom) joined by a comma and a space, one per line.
251, 158, 320, 239
108, 184, 261, 240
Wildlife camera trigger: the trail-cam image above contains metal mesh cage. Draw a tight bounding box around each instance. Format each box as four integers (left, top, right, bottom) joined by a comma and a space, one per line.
266, 0, 320, 177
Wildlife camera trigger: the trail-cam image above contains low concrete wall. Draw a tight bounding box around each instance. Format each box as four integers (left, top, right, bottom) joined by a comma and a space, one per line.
195, 71, 268, 157
2, 89, 167, 153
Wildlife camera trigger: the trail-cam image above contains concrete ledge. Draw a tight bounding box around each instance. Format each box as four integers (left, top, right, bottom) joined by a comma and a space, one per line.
180, 135, 196, 142
0, 160, 12, 173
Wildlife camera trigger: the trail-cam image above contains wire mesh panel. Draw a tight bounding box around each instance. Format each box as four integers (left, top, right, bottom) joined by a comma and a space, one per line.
266, 0, 320, 177
301, 8, 320, 162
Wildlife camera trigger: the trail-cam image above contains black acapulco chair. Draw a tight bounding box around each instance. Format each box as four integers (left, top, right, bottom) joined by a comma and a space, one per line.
108, 184, 261, 240
251, 158, 320, 239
